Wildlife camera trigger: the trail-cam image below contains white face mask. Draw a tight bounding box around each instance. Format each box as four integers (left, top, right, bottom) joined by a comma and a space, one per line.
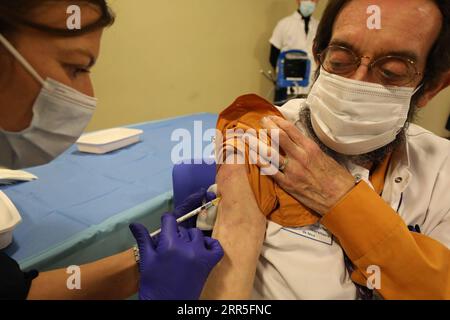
306, 69, 421, 155
299, 0, 316, 17
0, 34, 97, 169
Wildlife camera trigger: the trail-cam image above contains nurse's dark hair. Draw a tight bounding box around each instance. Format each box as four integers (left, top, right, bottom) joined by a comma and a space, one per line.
313, 0, 450, 95
0, 0, 115, 36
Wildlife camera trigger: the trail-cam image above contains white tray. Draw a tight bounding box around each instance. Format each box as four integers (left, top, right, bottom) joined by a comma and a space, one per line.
0, 191, 22, 249
76, 128, 144, 154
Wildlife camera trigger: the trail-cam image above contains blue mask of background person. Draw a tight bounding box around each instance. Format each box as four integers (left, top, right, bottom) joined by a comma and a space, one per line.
299, 0, 316, 17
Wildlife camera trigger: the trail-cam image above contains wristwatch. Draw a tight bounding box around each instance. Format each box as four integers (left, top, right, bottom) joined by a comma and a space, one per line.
132, 245, 140, 264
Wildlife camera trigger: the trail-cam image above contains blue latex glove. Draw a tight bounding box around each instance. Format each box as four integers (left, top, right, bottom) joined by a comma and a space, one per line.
173, 188, 216, 229
150, 188, 216, 245
129, 214, 224, 300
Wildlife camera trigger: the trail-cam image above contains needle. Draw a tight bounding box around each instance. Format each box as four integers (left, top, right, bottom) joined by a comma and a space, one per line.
150, 197, 221, 238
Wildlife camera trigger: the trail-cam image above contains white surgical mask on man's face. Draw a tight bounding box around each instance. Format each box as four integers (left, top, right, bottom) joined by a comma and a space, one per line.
305, 69, 421, 156
0, 33, 97, 169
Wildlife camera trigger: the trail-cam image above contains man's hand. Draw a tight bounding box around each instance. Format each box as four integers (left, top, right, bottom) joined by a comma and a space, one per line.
248, 116, 355, 216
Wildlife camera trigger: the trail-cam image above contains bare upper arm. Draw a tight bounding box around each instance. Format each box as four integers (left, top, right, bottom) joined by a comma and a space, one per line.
200, 163, 267, 299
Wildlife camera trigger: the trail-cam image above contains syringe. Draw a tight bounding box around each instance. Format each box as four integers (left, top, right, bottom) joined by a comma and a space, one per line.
150, 197, 221, 238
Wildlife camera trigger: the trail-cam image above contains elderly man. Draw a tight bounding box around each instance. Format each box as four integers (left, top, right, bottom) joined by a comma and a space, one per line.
201, 0, 450, 300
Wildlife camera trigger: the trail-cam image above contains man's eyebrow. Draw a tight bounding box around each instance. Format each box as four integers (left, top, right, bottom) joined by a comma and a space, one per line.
60, 48, 96, 67
329, 39, 419, 62
380, 50, 419, 62
328, 39, 359, 54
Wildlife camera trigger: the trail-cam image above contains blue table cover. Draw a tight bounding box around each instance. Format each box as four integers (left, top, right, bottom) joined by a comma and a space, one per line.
0, 113, 218, 271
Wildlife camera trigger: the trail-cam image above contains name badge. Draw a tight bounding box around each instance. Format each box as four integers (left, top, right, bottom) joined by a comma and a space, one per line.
282, 224, 333, 246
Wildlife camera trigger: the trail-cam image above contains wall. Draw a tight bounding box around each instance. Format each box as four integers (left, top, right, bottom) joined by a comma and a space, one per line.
88, 0, 450, 138
88, 0, 298, 131
415, 89, 450, 138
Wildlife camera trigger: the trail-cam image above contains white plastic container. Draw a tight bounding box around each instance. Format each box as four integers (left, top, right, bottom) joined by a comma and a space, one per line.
0, 191, 22, 249
76, 128, 144, 154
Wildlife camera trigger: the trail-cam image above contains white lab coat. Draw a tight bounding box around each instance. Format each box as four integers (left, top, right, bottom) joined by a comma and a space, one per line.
270, 12, 320, 94
253, 99, 450, 300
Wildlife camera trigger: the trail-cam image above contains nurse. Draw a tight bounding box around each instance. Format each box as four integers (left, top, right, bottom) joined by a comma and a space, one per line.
0, 0, 223, 300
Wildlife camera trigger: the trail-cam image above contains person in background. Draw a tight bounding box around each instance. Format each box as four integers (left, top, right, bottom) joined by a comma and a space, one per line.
269, 0, 320, 103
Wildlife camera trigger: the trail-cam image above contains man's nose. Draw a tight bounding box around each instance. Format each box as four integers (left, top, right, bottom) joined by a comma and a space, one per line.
348, 57, 377, 83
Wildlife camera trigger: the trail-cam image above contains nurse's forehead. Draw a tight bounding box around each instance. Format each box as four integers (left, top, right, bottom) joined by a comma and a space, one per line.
22, 2, 104, 60
332, 0, 442, 56
28, 1, 102, 29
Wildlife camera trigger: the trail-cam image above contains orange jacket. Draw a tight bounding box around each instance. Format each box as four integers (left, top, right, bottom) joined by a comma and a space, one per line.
217, 94, 388, 227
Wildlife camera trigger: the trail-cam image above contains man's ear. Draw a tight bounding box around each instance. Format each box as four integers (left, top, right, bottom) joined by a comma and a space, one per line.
417, 70, 450, 108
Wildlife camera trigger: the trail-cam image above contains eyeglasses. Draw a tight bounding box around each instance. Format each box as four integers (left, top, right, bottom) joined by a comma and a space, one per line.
318, 45, 422, 86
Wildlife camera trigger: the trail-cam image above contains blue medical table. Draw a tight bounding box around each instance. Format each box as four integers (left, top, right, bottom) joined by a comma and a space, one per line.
0, 113, 218, 272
